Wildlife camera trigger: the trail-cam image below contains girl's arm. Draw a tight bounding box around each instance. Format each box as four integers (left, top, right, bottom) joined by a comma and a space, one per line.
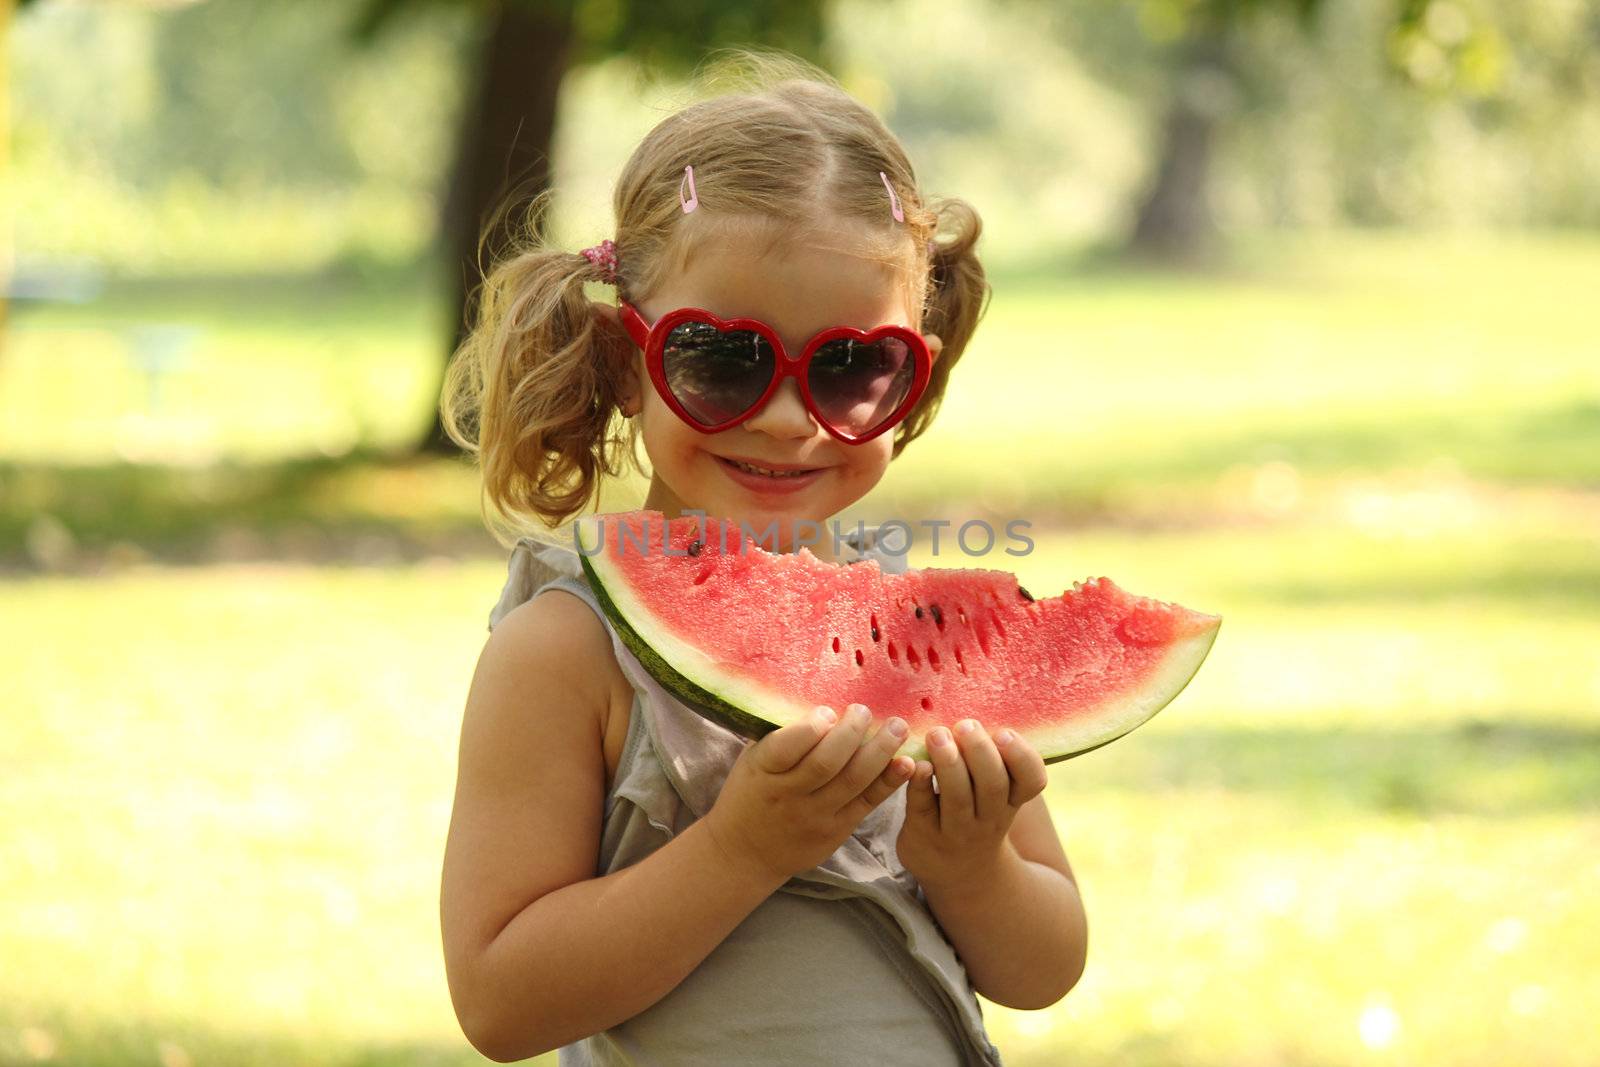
439, 593, 790, 1062
918, 797, 1088, 1011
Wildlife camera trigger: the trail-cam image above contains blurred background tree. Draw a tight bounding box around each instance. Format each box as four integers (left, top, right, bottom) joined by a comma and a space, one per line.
1037, 0, 1557, 259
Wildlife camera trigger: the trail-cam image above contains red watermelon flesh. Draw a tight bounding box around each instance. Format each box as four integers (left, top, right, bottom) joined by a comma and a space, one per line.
576, 510, 1221, 764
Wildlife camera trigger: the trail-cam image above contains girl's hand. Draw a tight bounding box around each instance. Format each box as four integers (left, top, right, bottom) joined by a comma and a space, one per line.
703, 704, 914, 887
896, 720, 1049, 890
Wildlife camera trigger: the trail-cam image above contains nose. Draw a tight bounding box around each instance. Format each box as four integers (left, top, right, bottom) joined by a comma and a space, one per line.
741, 374, 818, 441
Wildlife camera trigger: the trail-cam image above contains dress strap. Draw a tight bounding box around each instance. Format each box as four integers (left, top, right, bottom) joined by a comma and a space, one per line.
487, 537, 581, 631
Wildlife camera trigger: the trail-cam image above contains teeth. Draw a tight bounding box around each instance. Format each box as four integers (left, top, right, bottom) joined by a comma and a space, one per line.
729, 459, 810, 478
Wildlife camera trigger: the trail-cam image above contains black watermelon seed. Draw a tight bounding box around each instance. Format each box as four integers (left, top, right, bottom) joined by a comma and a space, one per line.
1018, 585, 1034, 602
871, 624, 880, 642
930, 604, 943, 625
915, 606, 924, 619
687, 539, 703, 556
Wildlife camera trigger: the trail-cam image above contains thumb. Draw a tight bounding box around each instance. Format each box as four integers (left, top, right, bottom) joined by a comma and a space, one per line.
754, 706, 836, 773
904, 760, 938, 822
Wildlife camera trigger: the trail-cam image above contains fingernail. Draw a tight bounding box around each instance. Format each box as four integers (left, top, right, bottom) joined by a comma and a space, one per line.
850, 704, 871, 727
815, 706, 837, 726
929, 727, 950, 747
956, 719, 977, 735
996, 728, 1015, 746
887, 717, 908, 738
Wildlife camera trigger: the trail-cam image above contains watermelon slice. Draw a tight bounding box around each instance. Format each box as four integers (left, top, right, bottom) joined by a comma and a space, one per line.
576, 510, 1220, 765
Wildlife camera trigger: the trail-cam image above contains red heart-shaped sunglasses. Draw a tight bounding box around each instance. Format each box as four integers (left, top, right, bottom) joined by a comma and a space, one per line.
618, 301, 933, 444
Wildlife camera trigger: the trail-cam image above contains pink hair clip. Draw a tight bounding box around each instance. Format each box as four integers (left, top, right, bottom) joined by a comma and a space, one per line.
680, 165, 698, 213
879, 171, 904, 223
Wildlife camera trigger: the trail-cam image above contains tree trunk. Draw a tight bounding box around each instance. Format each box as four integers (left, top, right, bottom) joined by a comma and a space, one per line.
1, 0, 14, 350
418, 2, 575, 455
1127, 25, 1236, 263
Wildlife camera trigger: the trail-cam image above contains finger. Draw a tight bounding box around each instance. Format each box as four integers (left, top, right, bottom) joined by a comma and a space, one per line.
838, 755, 914, 823
753, 706, 838, 773
787, 703, 874, 791
953, 719, 1010, 822
904, 759, 938, 822
995, 729, 1050, 808
818, 715, 908, 810
926, 725, 974, 835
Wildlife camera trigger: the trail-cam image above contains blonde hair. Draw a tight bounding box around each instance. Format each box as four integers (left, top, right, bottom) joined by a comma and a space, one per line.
440, 48, 991, 547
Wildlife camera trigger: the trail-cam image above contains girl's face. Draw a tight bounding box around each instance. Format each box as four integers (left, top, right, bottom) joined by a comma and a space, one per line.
595, 227, 942, 560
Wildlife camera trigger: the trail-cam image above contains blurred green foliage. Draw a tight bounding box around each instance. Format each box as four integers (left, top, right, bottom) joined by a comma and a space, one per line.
11, 1, 471, 274
10, 0, 1600, 278
1044, 0, 1600, 227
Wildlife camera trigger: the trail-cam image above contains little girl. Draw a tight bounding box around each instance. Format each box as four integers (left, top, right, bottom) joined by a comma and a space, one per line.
438, 53, 1087, 1066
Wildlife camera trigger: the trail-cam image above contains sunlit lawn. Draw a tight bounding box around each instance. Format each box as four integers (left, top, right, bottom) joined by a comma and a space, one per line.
3, 231, 1597, 494
3, 231, 1596, 1064
878, 231, 1600, 516
4, 502, 1596, 1065
0, 265, 450, 468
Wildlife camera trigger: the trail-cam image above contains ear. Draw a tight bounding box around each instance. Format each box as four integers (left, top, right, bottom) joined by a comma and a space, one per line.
591, 301, 642, 416
923, 333, 944, 365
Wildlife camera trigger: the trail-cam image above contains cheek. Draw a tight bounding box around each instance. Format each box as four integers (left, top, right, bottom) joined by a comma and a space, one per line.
636, 408, 692, 464
867, 435, 896, 467
654, 422, 729, 482
637, 385, 686, 438
842, 439, 894, 479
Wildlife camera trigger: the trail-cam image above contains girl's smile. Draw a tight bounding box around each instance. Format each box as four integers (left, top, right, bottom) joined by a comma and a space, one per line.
713, 452, 831, 493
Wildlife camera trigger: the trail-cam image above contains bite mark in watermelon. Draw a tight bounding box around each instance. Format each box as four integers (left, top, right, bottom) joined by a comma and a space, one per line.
577, 510, 1221, 765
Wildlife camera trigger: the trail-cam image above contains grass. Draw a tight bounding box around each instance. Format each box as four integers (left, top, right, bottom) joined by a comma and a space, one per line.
3, 231, 1597, 1064
873, 231, 1600, 512
0, 452, 497, 569
3, 505, 1596, 1065
0, 263, 450, 467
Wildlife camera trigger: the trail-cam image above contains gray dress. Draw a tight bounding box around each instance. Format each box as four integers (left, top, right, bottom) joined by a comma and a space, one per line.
488, 525, 1006, 1067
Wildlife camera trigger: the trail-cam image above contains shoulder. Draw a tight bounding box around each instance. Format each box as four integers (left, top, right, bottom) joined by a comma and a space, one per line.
484, 586, 618, 707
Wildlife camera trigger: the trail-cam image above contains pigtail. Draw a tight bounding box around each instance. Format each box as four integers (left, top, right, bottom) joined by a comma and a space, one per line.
896, 196, 992, 457
439, 196, 641, 545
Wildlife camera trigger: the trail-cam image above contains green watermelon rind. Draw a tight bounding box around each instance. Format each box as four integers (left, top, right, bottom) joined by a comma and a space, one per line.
579, 548, 783, 744
578, 515, 1222, 766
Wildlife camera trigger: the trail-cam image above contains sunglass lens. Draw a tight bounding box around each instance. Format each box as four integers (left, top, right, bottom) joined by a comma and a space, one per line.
662, 321, 775, 427
806, 337, 915, 437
